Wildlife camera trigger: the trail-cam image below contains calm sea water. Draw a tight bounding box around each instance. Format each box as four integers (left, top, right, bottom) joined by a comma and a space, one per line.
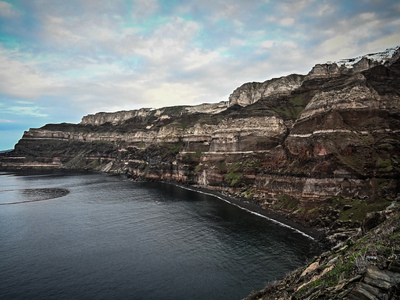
0, 171, 320, 300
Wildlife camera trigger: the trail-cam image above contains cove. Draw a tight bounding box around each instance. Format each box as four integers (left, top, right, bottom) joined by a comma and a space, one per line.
0, 171, 321, 300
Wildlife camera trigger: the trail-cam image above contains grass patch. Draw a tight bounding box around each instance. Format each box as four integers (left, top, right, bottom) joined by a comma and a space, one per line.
331, 196, 391, 223
337, 154, 365, 174
273, 194, 299, 211
272, 106, 304, 120
217, 161, 227, 173
225, 172, 243, 186
377, 158, 393, 172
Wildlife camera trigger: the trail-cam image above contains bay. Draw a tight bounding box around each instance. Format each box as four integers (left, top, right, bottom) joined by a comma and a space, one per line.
0, 171, 320, 300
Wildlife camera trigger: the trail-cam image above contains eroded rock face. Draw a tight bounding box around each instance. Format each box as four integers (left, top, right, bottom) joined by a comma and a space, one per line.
305, 46, 400, 81
81, 108, 152, 126
80, 102, 229, 126
228, 74, 305, 107
1, 47, 400, 233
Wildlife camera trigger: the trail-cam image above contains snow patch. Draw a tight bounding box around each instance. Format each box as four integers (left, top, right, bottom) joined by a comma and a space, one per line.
332, 46, 399, 68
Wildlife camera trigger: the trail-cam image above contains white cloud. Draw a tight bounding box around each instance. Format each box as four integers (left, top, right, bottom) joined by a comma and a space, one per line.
0, 1, 18, 18
366, 33, 400, 52
144, 82, 200, 108
320, 35, 350, 55
230, 38, 248, 47
260, 40, 276, 49
182, 49, 220, 71
315, 3, 334, 16
0, 119, 15, 123
279, 17, 295, 26
4, 105, 48, 118
278, 0, 316, 14
0, 48, 62, 99
42, 15, 85, 46
131, 0, 159, 19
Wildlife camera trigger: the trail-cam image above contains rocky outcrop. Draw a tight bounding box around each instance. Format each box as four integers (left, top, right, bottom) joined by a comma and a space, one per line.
229, 47, 400, 108
228, 74, 305, 107
80, 101, 229, 126
81, 108, 152, 126
245, 209, 400, 299
305, 46, 400, 81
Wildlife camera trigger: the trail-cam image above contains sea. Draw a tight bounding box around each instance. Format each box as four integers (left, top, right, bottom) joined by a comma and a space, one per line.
0, 171, 321, 300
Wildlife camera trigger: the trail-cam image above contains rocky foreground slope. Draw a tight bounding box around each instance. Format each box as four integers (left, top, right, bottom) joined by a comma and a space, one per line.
246, 209, 400, 299
1, 47, 400, 298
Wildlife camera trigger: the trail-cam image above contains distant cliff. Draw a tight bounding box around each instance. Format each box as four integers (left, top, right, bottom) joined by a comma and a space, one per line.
80, 101, 228, 126
1, 46, 400, 237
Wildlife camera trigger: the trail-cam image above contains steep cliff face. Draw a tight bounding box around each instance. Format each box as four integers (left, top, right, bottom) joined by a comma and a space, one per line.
229, 47, 400, 108
305, 46, 400, 81
228, 74, 305, 107
1, 47, 399, 234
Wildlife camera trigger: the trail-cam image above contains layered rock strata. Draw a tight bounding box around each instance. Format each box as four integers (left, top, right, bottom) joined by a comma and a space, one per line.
1, 47, 400, 235
81, 101, 229, 126
228, 74, 305, 106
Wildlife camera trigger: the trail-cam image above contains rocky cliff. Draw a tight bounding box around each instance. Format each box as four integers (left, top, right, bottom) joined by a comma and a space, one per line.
1, 47, 399, 234
228, 74, 305, 106
2, 46, 400, 298
80, 101, 229, 126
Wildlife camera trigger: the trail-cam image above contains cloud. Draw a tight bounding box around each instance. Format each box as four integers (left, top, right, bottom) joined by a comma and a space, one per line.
3, 104, 49, 118
279, 17, 295, 26
0, 119, 15, 123
0, 0, 399, 122
0, 1, 19, 18
0, 48, 62, 99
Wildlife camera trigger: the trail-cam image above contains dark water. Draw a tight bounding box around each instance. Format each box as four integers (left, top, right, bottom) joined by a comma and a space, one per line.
0, 171, 320, 300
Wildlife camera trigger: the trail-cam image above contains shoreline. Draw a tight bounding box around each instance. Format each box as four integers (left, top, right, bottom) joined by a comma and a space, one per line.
1, 167, 326, 241
167, 181, 326, 242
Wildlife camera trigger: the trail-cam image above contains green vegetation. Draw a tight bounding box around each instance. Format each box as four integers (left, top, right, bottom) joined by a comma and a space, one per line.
216, 161, 227, 173
222, 159, 261, 187
195, 164, 203, 172
159, 141, 183, 159
292, 212, 400, 298
377, 158, 393, 172
330, 196, 391, 223
272, 106, 304, 120
289, 94, 306, 106
64, 152, 87, 169
225, 172, 243, 186
337, 153, 365, 174
272, 194, 299, 211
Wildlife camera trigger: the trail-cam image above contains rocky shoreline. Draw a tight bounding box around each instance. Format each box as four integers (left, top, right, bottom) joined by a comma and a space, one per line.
169, 182, 325, 241
244, 207, 400, 299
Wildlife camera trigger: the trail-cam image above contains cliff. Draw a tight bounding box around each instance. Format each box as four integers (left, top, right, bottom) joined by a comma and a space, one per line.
228, 74, 305, 107
1, 47, 400, 298
80, 101, 229, 126
1, 47, 399, 232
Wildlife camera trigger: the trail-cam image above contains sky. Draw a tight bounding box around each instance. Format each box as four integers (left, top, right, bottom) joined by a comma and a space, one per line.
0, 0, 400, 150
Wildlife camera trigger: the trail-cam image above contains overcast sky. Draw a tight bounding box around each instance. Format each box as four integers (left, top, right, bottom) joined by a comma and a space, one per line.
1, 0, 399, 150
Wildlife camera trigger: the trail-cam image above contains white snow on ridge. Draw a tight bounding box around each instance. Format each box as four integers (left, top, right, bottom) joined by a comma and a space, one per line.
331, 46, 399, 68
